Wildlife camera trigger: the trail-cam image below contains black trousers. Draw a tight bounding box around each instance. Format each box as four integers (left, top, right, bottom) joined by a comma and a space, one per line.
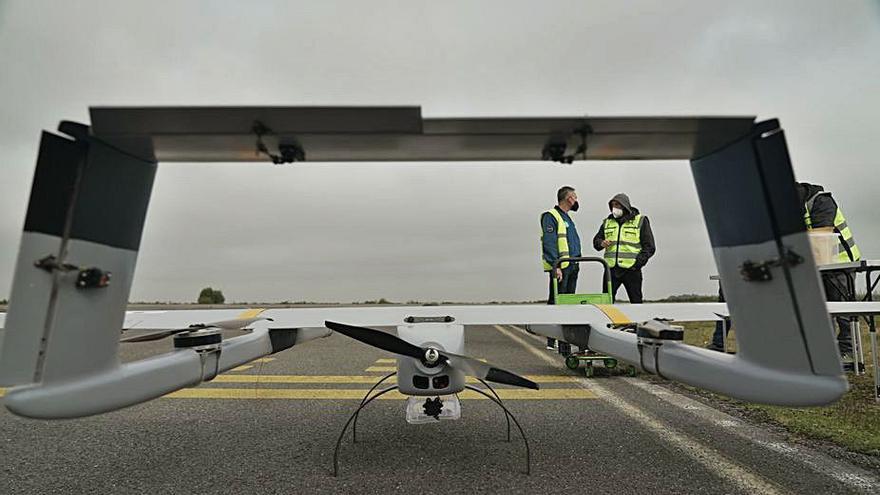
711, 286, 728, 348
605, 267, 643, 303
547, 264, 579, 304
822, 271, 853, 354
547, 265, 579, 351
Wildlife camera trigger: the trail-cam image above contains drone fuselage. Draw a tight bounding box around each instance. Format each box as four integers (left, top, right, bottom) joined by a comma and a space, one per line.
396, 323, 467, 396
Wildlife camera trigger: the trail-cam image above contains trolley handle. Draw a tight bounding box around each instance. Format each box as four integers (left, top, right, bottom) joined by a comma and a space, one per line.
550, 256, 613, 298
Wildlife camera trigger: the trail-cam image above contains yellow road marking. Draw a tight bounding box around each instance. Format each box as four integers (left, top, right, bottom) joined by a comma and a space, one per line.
375, 358, 395, 364
212, 375, 581, 384
164, 388, 596, 400
230, 365, 254, 372
365, 366, 397, 372
0, 388, 5, 398
252, 358, 276, 363
236, 308, 266, 319
593, 304, 632, 324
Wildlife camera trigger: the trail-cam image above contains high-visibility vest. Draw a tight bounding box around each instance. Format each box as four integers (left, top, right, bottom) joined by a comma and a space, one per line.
541, 208, 570, 271
804, 192, 861, 263
603, 215, 643, 269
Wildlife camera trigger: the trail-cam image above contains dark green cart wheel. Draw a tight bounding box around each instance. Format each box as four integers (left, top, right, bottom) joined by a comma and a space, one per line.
584, 364, 595, 378
626, 365, 638, 377
565, 355, 580, 370
604, 358, 617, 369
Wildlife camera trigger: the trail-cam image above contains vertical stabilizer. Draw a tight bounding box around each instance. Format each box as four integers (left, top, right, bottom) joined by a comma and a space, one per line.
0, 124, 156, 387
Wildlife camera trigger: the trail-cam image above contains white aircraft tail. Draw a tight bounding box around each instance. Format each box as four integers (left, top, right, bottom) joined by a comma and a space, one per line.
0, 124, 152, 388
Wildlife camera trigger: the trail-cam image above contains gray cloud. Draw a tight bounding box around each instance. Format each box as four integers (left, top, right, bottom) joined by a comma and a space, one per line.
1, 0, 878, 302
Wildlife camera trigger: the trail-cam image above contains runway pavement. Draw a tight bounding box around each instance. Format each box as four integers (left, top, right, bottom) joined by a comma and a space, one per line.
2, 324, 879, 494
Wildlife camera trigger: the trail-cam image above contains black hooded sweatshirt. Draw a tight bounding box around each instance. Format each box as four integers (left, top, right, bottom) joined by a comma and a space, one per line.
797, 182, 836, 228
592, 193, 656, 271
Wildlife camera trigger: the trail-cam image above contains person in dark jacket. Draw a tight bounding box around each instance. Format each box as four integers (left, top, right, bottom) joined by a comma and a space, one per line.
707, 286, 732, 352
592, 193, 655, 303
541, 186, 582, 352
798, 182, 862, 361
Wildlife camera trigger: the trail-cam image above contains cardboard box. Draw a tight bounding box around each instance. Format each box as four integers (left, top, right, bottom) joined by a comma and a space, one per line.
808, 231, 838, 265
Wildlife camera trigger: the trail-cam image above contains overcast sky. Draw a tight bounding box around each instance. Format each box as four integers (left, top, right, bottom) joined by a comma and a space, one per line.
0, 1, 878, 303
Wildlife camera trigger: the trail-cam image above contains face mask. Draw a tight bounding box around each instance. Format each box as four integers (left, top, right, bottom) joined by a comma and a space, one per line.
571, 201, 579, 212
611, 207, 623, 218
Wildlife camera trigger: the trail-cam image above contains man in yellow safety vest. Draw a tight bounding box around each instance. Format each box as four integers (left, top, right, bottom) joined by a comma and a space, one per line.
592, 193, 655, 303
798, 182, 862, 361
541, 186, 582, 351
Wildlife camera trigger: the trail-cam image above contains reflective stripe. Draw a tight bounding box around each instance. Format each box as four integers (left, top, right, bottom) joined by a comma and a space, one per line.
837, 236, 856, 253
610, 252, 639, 259
837, 220, 848, 231
804, 191, 829, 214
604, 252, 639, 260
803, 191, 830, 229
609, 240, 642, 248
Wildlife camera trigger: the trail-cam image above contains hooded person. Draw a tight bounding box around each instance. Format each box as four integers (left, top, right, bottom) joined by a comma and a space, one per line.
796, 182, 861, 361
592, 193, 655, 303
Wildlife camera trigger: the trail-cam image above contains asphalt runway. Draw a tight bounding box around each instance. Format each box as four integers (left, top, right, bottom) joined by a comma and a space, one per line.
2, 324, 879, 494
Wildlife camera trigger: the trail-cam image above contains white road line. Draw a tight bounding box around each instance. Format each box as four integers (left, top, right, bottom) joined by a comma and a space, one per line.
511, 324, 879, 492
494, 325, 785, 495
624, 377, 880, 492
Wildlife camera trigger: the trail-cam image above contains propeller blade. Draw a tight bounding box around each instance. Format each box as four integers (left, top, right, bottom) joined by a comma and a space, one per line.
120, 323, 220, 343
442, 351, 539, 390
324, 321, 426, 361
120, 329, 188, 343
120, 316, 272, 344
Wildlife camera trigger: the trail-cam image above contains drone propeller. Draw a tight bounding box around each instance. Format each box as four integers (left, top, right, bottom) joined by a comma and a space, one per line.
325, 320, 538, 390
441, 350, 539, 390
120, 328, 194, 343
121, 316, 274, 343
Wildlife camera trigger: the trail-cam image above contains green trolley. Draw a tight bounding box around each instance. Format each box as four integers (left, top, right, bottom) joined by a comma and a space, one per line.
551, 256, 637, 377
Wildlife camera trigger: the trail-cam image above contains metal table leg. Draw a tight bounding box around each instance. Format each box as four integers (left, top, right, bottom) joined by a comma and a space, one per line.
852, 318, 864, 376
865, 269, 879, 402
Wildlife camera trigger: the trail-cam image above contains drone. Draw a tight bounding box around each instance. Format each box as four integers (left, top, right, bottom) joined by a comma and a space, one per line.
324, 320, 537, 475
2, 106, 880, 458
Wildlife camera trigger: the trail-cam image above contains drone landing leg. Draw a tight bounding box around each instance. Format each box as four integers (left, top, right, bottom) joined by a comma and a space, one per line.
464, 385, 531, 475
332, 385, 399, 477
477, 378, 511, 442
353, 372, 396, 443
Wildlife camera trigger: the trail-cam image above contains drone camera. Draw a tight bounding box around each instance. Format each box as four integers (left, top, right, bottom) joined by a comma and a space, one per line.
412, 375, 429, 389
431, 375, 449, 389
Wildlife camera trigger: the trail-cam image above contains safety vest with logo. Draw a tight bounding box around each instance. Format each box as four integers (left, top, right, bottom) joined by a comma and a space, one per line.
541, 208, 570, 271
603, 215, 643, 269
804, 192, 861, 263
